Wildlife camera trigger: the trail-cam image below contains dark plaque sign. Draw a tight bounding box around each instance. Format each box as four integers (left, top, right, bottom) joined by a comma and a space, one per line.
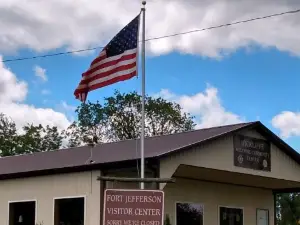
219, 207, 243, 225
233, 135, 271, 171
103, 189, 164, 225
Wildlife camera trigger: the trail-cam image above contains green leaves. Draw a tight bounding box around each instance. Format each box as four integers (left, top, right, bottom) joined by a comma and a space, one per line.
67, 90, 196, 145
105, 90, 142, 141
66, 100, 107, 146
145, 95, 195, 136
0, 113, 63, 157
18, 124, 63, 154
277, 193, 300, 225
0, 113, 19, 156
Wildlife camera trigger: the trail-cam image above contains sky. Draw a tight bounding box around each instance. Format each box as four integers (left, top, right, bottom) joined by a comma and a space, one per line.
1, 0, 300, 150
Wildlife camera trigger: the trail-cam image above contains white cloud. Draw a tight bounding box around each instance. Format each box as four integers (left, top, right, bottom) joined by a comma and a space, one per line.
33, 65, 47, 82
54, 101, 76, 123
153, 89, 176, 100
1, 1, 300, 58
154, 85, 244, 128
41, 89, 51, 95
271, 111, 300, 138
0, 103, 71, 131
59, 101, 76, 112
0, 60, 27, 103
0, 55, 71, 131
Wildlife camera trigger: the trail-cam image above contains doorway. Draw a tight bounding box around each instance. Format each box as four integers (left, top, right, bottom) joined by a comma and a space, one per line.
54, 197, 85, 225
257, 209, 269, 225
9, 201, 36, 225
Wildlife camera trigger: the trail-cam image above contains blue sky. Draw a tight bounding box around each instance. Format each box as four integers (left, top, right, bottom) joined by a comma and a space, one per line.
1, 0, 300, 151
3, 45, 300, 150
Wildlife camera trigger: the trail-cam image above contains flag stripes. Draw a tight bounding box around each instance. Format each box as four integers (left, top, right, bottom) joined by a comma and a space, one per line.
80, 50, 137, 84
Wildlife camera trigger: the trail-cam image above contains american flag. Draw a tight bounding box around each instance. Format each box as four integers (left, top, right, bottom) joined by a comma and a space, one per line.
74, 14, 140, 102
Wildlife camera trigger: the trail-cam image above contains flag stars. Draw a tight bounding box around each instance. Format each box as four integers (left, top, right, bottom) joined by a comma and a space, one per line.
104, 15, 139, 57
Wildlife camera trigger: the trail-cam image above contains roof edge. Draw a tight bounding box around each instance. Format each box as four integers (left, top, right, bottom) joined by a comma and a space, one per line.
155, 121, 259, 158
155, 121, 300, 167
252, 121, 300, 165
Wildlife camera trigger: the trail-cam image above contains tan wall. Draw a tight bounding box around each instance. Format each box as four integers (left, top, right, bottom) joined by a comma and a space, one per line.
0, 167, 156, 225
0, 170, 101, 225
160, 128, 300, 189
164, 177, 274, 225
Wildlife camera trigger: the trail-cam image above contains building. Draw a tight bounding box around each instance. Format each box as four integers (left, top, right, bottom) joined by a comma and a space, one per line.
1, 121, 300, 225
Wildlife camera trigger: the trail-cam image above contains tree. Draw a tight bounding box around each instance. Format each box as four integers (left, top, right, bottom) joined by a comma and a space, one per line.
0, 113, 64, 156
277, 193, 300, 225
0, 113, 19, 156
66, 90, 195, 145
64, 101, 108, 146
18, 124, 63, 154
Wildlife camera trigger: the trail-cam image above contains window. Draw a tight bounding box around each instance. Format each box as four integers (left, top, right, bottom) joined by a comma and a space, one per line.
9, 200, 36, 225
54, 197, 85, 225
176, 202, 204, 225
219, 206, 243, 225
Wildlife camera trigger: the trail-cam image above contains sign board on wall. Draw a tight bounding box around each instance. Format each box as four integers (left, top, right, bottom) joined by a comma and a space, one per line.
103, 189, 164, 225
233, 135, 271, 171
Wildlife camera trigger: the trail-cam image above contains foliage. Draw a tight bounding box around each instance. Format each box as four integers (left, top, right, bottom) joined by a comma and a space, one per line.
0, 113, 63, 157
67, 90, 196, 145
176, 203, 203, 225
105, 91, 142, 141
18, 124, 63, 154
164, 214, 171, 225
64, 100, 107, 146
0, 113, 19, 156
277, 193, 300, 225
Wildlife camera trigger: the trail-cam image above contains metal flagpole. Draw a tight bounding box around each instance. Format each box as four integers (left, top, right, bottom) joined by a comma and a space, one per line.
140, 0, 146, 190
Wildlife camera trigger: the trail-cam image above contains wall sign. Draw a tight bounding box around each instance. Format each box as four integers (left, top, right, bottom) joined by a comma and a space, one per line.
233, 135, 271, 171
219, 207, 243, 225
103, 189, 164, 225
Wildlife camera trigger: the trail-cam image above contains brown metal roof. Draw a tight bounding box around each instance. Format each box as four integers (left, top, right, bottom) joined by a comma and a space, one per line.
0, 121, 298, 178
0, 122, 253, 176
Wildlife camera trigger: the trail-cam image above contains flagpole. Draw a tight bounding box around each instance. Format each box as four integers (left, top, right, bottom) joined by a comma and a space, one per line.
140, 0, 146, 190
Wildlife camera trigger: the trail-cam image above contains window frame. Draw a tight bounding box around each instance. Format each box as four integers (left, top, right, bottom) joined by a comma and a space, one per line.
8, 199, 38, 225
175, 201, 205, 225
53, 195, 87, 225
218, 205, 244, 225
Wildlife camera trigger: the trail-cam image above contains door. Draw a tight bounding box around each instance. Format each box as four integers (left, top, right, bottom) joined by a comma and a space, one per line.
257, 209, 269, 225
